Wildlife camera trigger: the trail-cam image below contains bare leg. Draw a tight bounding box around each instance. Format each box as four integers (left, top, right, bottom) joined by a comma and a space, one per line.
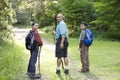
56, 58, 62, 74
64, 57, 68, 67
57, 58, 62, 67
64, 57, 69, 74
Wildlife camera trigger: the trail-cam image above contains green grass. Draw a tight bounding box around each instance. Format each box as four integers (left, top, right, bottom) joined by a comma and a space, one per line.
0, 41, 26, 80
39, 31, 120, 80
4, 27, 119, 80
69, 38, 120, 80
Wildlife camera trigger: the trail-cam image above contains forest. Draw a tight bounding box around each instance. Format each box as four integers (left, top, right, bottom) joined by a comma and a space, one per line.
0, 0, 120, 40
0, 0, 120, 80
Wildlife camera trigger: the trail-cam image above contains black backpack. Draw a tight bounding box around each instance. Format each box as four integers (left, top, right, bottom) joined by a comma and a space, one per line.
25, 30, 34, 50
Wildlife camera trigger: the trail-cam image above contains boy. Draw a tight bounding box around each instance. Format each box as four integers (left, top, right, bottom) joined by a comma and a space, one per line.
79, 22, 90, 72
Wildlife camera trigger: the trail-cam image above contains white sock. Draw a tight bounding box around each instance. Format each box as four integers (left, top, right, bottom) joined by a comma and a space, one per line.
56, 66, 60, 70
65, 66, 69, 70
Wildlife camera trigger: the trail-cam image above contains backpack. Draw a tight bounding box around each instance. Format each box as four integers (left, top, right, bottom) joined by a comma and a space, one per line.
25, 30, 34, 50
83, 29, 94, 46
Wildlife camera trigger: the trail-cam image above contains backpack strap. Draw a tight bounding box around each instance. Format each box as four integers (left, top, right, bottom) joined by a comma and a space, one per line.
84, 29, 87, 39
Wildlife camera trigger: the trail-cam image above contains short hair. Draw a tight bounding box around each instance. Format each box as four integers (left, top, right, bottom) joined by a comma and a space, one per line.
57, 14, 63, 17
32, 22, 35, 26
32, 22, 38, 26
57, 13, 64, 18
81, 22, 88, 26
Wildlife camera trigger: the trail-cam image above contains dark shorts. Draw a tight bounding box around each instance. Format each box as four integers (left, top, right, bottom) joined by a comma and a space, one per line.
55, 39, 68, 58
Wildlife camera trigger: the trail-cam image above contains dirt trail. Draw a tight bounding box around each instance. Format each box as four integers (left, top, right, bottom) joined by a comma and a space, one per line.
14, 28, 54, 50
13, 28, 97, 80
13, 28, 52, 80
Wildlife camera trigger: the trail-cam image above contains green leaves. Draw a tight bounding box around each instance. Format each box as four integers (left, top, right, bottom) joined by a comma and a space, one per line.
93, 0, 120, 30
0, 0, 16, 41
58, 0, 93, 35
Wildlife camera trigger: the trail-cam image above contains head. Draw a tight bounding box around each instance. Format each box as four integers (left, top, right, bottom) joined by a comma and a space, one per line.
80, 22, 88, 30
32, 23, 38, 30
57, 14, 64, 22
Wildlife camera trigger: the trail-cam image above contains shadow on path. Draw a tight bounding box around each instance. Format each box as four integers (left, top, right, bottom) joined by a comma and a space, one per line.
83, 72, 98, 80
57, 74, 74, 80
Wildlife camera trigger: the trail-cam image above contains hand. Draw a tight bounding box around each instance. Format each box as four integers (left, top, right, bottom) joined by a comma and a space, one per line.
78, 48, 82, 52
60, 43, 64, 49
52, 31, 55, 35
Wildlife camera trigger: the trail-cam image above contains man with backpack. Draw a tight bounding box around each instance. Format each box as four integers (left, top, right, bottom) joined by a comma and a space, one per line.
79, 22, 93, 72
53, 14, 69, 74
26, 23, 43, 79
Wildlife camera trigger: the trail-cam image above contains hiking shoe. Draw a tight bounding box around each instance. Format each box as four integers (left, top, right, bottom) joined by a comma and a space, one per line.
64, 69, 69, 74
25, 72, 30, 76
56, 70, 60, 75
30, 74, 41, 79
81, 69, 89, 73
86, 69, 90, 72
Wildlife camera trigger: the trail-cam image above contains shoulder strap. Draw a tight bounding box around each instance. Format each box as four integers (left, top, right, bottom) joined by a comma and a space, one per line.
84, 29, 87, 38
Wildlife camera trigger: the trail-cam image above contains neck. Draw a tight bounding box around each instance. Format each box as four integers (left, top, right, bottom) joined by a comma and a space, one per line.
32, 28, 36, 31
59, 20, 63, 22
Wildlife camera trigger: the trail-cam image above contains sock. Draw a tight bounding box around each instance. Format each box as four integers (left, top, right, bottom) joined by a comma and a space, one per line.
65, 66, 69, 70
56, 66, 60, 70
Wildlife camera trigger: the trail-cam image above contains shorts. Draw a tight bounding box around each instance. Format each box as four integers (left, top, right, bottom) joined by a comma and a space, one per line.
55, 39, 68, 58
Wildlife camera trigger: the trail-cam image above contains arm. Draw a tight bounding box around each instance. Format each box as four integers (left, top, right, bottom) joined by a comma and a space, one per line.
78, 30, 85, 51
52, 31, 56, 35
79, 40, 84, 51
59, 23, 67, 49
60, 37, 65, 49
34, 31, 43, 46
79, 40, 83, 48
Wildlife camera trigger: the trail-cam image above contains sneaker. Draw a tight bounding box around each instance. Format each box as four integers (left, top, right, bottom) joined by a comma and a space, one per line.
81, 69, 90, 73
56, 70, 60, 75
64, 69, 69, 74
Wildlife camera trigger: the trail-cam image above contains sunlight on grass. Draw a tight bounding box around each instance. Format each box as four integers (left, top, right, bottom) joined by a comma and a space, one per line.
39, 32, 120, 80
0, 41, 26, 80
69, 39, 120, 80
10, 29, 120, 80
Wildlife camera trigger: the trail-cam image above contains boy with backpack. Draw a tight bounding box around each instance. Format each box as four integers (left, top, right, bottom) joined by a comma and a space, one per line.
25, 23, 43, 79
79, 22, 93, 72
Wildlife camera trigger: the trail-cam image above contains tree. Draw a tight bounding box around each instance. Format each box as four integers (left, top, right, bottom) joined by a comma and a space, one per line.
35, 0, 59, 27
58, 0, 94, 36
93, 0, 120, 31
0, 0, 16, 40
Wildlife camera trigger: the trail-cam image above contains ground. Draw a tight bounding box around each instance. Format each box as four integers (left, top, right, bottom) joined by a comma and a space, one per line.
13, 28, 92, 80
13, 28, 120, 80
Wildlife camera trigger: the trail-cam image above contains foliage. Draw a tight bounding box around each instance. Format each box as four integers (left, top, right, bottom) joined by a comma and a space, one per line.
35, 0, 59, 27
58, 0, 94, 29
0, 0, 16, 40
1, 0, 120, 40
93, 0, 120, 31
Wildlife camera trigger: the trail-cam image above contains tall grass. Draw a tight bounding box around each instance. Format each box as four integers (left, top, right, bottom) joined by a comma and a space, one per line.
0, 40, 25, 80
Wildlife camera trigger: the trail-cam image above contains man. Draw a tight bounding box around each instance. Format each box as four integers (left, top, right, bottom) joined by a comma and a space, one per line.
53, 14, 69, 74
79, 22, 90, 72
27, 23, 43, 79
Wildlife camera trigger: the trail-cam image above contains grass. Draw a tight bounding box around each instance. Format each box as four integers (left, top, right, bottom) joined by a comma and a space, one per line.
0, 40, 27, 80
39, 30, 120, 80
2, 27, 119, 80
69, 38, 120, 80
